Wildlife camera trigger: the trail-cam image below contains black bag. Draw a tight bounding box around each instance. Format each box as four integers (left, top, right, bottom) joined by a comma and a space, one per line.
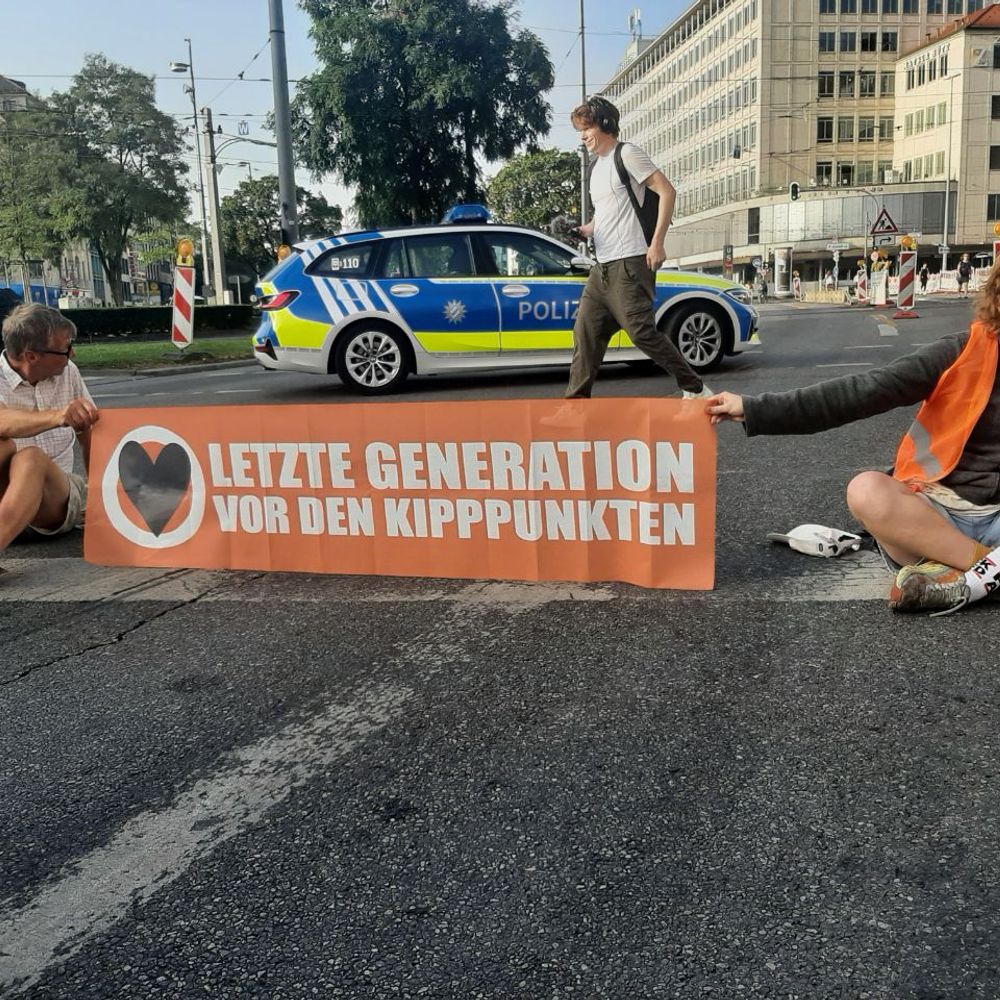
586, 142, 660, 246
959, 260, 972, 280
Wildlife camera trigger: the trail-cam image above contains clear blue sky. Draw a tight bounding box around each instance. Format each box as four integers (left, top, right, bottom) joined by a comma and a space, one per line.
3, 1, 685, 218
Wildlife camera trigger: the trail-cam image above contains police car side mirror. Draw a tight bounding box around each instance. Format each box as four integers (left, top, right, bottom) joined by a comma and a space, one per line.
570, 256, 593, 272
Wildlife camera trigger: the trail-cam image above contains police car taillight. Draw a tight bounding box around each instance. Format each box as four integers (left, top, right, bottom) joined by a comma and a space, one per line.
259, 290, 300, 311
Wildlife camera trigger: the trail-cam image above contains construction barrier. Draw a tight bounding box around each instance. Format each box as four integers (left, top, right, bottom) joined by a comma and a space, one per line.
855, 267, 868, 305
171, 265, 196, 349
872, 269, 889, 306
894, 251, 919, 319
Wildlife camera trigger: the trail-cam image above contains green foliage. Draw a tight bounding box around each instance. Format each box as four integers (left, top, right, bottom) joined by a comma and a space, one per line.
220, 175, 343, 274
487, 149, 582, 230
50, 55, 189, 304
74, 336, 252, 370
293, 0, 554, 227
68, 304, 255, 339
0, 108, 77, 268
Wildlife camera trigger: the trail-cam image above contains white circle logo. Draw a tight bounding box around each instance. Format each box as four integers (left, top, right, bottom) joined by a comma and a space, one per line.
101, 425, 206, 549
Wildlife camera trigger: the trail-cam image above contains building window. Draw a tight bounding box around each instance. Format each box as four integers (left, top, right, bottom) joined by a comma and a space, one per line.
818, 72, 835, 97
913, 158, 923, 180
748, 206, 760, 242
857, 161, 875, 183
992, 95, 1000, 119
938, 101, 947, 123
817, 117, 834, 142
861, 31, 878, 51
915, 109, 924, 132
839, 117, 855, 141
817, 161, 834, 186
988, 194, 1000, 220
839, 163, 855, 186
926, 105, 935, 127
819, 0, 836, 10
990, 146, 1000, 170
947, 0, 962, 10
841, 31, 856, 52
883, 0, 899, 9
862, 0, 878, 10
905, 113, 913, 136
859, 70, 877, 96
927, 0, 942, 9
882, 31, 898, 51
881, 72, 895, 96
941, 53, 948, 74
879, 116, 894, 138
903, 0, 918, 9
879, 160, 894, 181
935, 151, 944, 174
970, 0, 984, 10
819, 31, 836, 52
840, 70, 856, 97
994, 43, 1000, 69
842, 0, 858, 9
859, 116, 875, 141
918, 64, 926, 86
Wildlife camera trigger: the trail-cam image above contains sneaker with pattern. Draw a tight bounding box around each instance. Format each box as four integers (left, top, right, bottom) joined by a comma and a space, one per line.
888, 560, 971, 616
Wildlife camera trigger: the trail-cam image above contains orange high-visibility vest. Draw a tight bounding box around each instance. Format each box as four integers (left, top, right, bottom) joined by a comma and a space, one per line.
894, 321, 999, 485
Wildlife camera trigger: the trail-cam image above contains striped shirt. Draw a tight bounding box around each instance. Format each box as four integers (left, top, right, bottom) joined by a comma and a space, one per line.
0, 352, 94, 475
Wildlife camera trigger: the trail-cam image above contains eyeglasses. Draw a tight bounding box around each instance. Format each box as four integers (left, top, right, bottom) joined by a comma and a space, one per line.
34, 343, 75, 358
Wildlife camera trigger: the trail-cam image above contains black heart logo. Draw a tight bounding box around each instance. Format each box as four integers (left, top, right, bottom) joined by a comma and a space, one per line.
118, 442, 192, 537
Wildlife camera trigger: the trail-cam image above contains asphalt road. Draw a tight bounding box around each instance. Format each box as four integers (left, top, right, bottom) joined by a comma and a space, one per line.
4, 297, 999, 999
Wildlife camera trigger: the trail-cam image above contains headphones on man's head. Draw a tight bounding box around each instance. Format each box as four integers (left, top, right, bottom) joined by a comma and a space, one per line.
586, 96, 619, 134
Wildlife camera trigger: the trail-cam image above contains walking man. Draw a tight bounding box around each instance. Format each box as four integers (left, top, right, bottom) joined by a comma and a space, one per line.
0, 304, 98, 571
565, 97, 710, 400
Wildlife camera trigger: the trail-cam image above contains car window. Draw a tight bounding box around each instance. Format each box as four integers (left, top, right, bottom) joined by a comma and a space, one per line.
479, 232, 576, 277
404, 234, 474, 278
310, 242, 375, 277
379, 239, 410, 279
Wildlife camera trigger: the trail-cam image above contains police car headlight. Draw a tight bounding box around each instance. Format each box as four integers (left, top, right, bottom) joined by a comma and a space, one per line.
726, 287, 752, 305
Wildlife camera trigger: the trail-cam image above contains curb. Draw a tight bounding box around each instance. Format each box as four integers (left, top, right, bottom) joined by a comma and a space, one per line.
80, 359, 258, 379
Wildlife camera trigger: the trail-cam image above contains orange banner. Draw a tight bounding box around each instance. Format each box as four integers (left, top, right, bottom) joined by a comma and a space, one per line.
84, 398, 716, 589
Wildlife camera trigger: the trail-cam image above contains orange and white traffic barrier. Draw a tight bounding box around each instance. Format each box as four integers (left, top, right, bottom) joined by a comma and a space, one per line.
894, 251, 919, 319
171, 265, 196, 349
855, 267, 868, 305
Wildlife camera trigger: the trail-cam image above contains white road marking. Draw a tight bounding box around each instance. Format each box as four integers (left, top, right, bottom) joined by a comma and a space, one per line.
0, 683, 410, 994
878, 323, 898, 337
89, 392, 140, 398
815, 362, 875, 368
215, 389, 262, 394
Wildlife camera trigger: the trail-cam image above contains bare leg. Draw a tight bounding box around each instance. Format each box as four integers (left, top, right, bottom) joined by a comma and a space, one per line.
846, 470, 979, 570
0, 445, 71, 551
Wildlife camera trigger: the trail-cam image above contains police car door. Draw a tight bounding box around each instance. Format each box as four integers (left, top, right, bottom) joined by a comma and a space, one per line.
372, 233, 499, 357
473, 231, 596, 356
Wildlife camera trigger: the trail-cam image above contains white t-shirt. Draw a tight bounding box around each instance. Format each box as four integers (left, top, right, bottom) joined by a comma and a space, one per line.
0, 353, 93, 475
590, 142, 658, 264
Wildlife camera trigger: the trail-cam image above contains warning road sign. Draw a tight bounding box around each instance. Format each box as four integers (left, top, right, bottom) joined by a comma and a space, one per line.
870, 208, 898, 236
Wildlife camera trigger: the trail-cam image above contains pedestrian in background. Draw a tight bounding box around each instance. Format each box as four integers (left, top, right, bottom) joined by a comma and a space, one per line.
703, 257, 1000, 616
566, 97, 711, 400
919, 263, 929, 294
958, 254, 973, 298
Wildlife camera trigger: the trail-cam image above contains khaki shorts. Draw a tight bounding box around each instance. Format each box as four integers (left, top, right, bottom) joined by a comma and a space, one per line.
30, 472, 88, 536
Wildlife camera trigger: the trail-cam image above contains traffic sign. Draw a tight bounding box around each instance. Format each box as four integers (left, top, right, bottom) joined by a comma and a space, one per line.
826, 242, 850, 251
751, 256, 762, 267
938, 245, 950, 253
874, 233, 895, 247
870, 207, 898, 236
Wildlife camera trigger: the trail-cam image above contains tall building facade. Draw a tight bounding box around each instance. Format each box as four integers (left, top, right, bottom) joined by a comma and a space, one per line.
602, 0, 997, 283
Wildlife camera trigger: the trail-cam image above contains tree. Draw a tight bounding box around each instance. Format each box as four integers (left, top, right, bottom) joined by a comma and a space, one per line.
50, 55, 189, 304
293, 0, 554, 227
220, 175, 343, 275
0, 108, 77, 289
487, 149, 581, 230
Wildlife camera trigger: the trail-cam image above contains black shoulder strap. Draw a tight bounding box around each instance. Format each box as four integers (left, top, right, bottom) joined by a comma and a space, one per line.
613, 142, 644, 221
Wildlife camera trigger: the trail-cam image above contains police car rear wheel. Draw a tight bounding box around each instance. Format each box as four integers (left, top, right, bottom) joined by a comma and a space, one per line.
666, 305, 726, 373
336, 327, 409, 394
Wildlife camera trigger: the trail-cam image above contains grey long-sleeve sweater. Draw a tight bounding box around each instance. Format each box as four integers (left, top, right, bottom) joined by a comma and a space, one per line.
742, 331, 1000, 506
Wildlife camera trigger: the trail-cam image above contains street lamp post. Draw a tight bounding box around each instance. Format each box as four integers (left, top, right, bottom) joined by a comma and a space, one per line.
170, 40, 213, 301
237, 161, 253, 183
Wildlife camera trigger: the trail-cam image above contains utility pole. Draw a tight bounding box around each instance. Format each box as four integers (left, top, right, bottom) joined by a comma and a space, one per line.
202, 107, 228, 305
269, 0, 299, 245
941, 73, 958, 275
579, 0, 588, 230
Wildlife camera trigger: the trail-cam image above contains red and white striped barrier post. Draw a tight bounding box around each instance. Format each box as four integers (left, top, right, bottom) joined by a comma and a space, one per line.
855, 266, 868, 305
171, 238, 197, 350
894, 250, 919, 319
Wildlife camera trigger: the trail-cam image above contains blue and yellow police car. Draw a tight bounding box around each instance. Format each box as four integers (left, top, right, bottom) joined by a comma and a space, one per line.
252, 206, 759, 394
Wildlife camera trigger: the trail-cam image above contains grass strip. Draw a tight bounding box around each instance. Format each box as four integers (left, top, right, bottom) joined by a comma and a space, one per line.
75, 336, 253, 370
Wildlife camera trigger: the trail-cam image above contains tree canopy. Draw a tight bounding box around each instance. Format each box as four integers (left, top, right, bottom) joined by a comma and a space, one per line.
50, 55, 189, 303
292, 0, 554, 228
486, 149, 582, 231
221, 175, 343, 275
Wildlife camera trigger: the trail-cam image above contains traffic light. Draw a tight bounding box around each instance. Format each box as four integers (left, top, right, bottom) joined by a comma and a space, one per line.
789, 182, 801, 202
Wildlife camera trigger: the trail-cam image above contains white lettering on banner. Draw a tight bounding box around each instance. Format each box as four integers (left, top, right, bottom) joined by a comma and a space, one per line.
207, 443, 356, 490
212, 495, 290, 534
362, 440, 694, 494
382, 497, 695, 545
516, 299, 580, 322
297, 497, 375, 536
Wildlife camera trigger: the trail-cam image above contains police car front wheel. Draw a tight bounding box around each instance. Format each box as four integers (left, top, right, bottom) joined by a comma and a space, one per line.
335, 326, 410, 394
665, 305, 727, 373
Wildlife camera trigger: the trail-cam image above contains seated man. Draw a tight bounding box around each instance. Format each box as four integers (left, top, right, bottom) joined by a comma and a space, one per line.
0, 304, 99, 571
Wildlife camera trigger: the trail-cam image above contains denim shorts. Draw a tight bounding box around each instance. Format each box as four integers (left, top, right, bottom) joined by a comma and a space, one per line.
878, 492, 1000, 572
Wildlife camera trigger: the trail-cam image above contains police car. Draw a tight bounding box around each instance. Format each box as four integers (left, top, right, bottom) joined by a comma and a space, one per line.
252, 206, 759, 394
